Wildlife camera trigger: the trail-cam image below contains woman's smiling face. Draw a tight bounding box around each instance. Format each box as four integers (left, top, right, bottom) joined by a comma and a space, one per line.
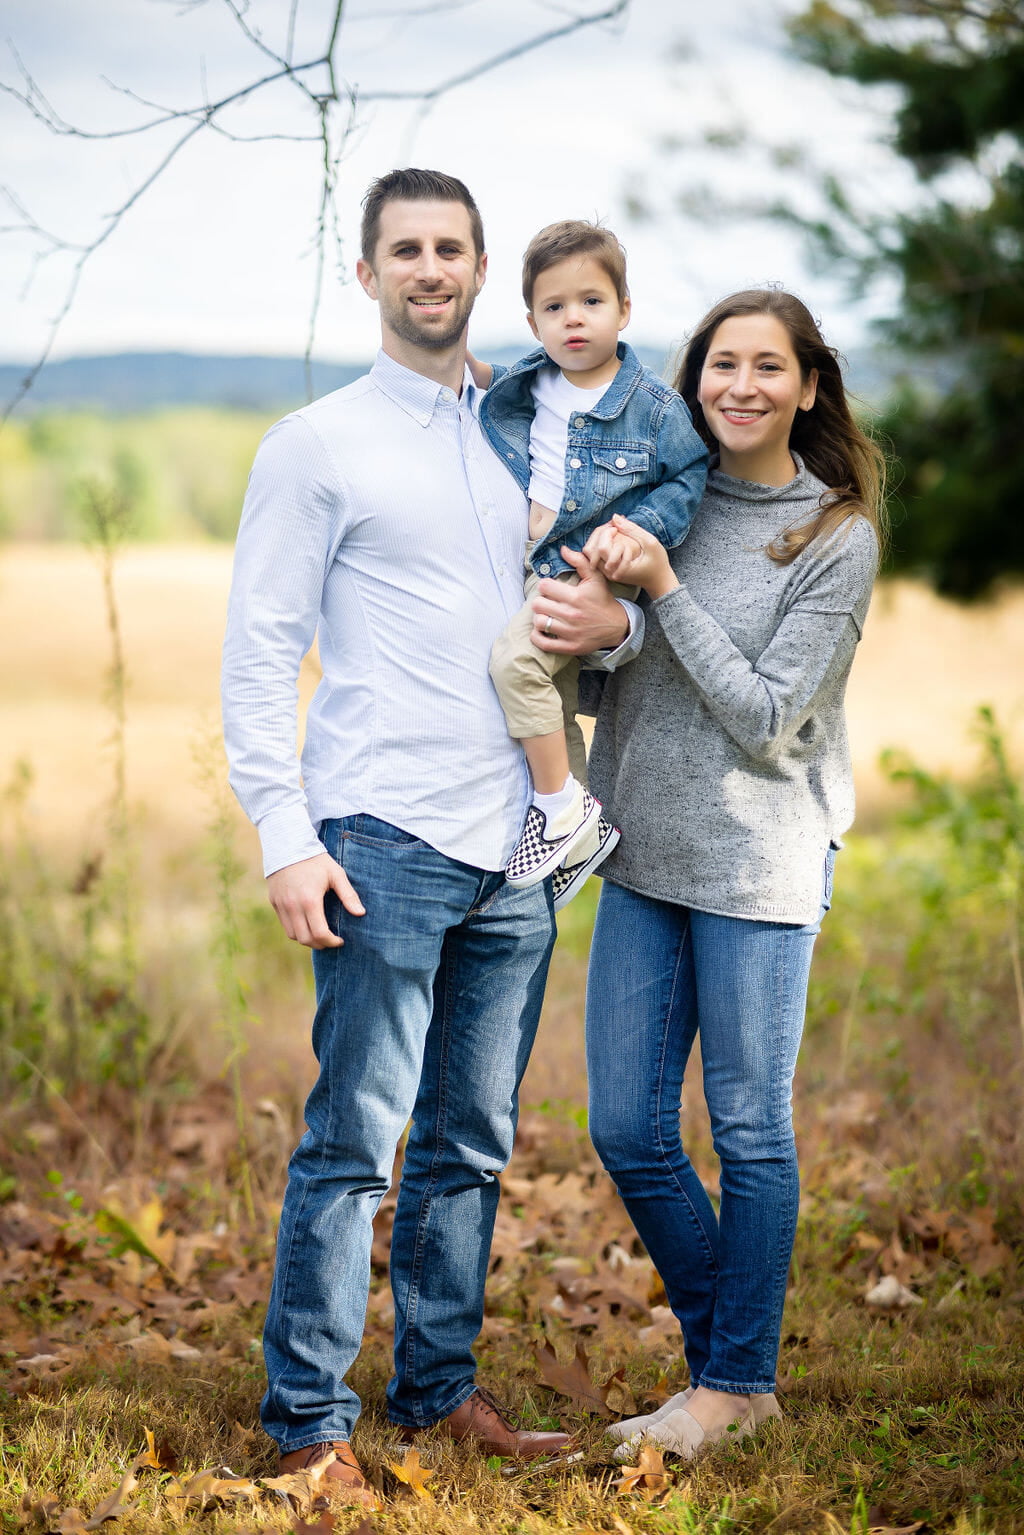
697, 313, 818, 484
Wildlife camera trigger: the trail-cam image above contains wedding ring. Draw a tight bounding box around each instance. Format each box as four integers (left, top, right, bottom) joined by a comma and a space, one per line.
544, 614, 554, 634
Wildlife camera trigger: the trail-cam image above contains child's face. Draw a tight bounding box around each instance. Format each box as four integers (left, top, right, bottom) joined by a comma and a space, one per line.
527, 255, 630, 386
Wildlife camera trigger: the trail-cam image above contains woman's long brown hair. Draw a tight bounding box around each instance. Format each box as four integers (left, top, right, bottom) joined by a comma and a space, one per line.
673, 289, 887, 562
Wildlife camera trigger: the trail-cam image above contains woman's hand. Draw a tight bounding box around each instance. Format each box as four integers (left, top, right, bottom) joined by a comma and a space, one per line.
586, 514, 679, 599
531, 547, 630, 654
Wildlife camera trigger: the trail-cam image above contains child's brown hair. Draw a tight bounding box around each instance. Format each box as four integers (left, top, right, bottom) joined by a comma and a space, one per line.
522, 220, 628, 309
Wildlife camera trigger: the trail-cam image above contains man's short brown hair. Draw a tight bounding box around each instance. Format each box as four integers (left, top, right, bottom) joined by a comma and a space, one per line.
522, 220, 628, 309
360, 168, 484, 266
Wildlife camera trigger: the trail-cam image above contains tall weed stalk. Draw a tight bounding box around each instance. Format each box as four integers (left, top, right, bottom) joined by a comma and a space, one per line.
195, 724, 257, 1223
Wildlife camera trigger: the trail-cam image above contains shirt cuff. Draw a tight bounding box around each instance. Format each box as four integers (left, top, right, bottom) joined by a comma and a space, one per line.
582, 598, 645, 672
257, 803, 327, 878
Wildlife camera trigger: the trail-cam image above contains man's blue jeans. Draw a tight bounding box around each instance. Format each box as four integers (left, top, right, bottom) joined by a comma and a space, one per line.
586, 864, 831, 1395
261, 815, 555, 1452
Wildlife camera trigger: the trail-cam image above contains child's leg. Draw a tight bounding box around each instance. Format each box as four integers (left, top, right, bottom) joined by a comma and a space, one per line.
490, 571, 605, 886
523, 730, 571, 796
489, 570, 581, 782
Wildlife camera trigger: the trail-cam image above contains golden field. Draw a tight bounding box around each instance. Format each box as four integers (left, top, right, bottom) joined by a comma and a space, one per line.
1, 541, 1022, 858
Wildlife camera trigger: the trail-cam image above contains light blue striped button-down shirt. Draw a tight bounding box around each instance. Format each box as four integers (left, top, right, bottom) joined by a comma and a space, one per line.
222, 350, 639, 878
223, 350, 534, 876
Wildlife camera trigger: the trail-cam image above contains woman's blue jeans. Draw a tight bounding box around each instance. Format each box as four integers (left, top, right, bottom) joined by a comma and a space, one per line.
586, 868, 830, 1394
260, 815, 555, 1452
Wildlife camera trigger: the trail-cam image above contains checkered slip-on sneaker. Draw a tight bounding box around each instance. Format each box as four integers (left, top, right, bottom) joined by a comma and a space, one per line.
505, 785, 602, 888
551, 817, 620, 911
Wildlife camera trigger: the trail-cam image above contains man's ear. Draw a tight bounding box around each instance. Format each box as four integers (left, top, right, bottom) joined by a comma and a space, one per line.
526, 310, 540, 341
356, 258, 378, 301
475, 250, 488, 294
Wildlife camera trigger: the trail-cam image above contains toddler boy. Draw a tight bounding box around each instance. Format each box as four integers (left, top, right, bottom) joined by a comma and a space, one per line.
479, 220, 707, 902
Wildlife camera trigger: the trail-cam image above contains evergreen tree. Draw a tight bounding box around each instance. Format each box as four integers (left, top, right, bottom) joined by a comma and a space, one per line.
789, 0, 1024, 598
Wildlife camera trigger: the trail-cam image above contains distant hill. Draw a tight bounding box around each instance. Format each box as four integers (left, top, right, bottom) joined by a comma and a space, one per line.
0, 344, 899, 414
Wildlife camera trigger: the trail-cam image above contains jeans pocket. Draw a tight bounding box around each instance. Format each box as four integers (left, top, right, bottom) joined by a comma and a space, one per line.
345, 814, 427, 849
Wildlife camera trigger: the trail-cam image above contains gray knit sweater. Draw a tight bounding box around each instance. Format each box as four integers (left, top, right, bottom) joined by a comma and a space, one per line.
586, 460, 878, 924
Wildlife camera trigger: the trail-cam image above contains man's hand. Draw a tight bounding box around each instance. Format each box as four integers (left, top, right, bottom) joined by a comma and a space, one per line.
531, 546, 630, 654
266, 851, 365, 950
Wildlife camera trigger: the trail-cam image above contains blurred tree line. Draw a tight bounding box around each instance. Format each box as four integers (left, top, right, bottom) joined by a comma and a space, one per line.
789, 0, 1023, 599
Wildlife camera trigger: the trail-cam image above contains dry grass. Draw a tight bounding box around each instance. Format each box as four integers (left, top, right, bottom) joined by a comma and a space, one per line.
2, 542, 1024, 1532
2, 545, 1023, 854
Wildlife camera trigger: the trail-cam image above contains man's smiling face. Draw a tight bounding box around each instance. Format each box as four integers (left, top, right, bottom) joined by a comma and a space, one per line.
357, 199, 486, 357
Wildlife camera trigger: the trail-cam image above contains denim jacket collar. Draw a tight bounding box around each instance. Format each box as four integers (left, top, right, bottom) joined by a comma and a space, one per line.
497, 341, 646, 420
370, 348, 480, 427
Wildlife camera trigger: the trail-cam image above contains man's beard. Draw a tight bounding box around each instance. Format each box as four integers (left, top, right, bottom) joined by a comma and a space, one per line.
379, 287, 476, 351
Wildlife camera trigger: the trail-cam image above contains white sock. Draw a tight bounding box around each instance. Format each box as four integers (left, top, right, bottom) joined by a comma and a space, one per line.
533, 775, 577, 816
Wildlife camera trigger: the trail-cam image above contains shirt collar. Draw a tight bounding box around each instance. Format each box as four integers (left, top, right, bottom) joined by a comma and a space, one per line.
370, 348, 479, 426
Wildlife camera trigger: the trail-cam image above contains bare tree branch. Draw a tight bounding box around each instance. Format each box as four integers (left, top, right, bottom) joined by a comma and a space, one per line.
2, 0, 633, 418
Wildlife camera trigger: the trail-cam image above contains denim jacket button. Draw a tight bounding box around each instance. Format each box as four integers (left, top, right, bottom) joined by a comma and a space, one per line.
615, 456, 627, 468
565, 500, 577, 512
539, 562, 551, 574
506, 451, 514, 459
574, 416, 586, 427
570, 458, 582, 469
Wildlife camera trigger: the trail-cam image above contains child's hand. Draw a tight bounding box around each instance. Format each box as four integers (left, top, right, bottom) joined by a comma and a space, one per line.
594, 515, 679, 599
594, 528, 645, 583
466, 350, 493, 390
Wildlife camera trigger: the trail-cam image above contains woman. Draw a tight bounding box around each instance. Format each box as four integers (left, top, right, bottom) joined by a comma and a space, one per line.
578, 289, 885, 1459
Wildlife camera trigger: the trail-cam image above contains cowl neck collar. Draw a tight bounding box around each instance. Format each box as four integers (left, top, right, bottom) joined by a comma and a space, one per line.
706, 452, 824, 507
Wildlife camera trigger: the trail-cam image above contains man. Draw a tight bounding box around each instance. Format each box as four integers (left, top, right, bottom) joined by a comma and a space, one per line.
222, 168, 635, 1506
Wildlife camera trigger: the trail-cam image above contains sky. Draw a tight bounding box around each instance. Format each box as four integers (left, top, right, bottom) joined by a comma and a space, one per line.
0, 0, 912, 366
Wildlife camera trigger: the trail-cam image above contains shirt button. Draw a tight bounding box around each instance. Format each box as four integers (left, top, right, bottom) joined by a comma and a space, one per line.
574, 416, 586, 428
615, 456, 627, 468
569, 457, 582, 469
539, 562, 551, 574
565, 500, 577, 512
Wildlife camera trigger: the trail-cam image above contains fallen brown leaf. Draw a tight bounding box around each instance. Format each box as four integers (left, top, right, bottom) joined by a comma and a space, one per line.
17, 1494, 62, 1530
132, 1427, 177, 1472
84, 1469, 138, 1526
174, 1468, 259, 1507
388, 1447, 435, 1501
55, 1512, 88, 1534
612, 1443, 670, 1499
535, 1338, 616, 1417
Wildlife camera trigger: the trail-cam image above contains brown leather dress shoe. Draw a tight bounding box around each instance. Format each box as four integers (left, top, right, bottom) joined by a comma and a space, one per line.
397, 1386, 570, 1460
276, 1440, 380, 1509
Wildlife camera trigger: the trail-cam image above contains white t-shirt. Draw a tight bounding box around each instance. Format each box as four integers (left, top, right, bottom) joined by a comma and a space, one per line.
528, 366, 609, 510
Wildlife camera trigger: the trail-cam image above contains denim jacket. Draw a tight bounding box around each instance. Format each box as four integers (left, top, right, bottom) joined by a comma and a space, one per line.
479, 342, 708, 578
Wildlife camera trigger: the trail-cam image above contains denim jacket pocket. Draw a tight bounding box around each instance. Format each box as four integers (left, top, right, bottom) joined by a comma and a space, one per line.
590, 446, 651, 500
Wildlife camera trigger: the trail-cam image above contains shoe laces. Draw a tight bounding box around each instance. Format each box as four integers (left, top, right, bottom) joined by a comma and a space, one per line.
472, 1385, 520, 1430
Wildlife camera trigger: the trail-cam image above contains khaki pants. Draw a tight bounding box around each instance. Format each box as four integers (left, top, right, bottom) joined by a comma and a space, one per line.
489, 555, 635, 786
